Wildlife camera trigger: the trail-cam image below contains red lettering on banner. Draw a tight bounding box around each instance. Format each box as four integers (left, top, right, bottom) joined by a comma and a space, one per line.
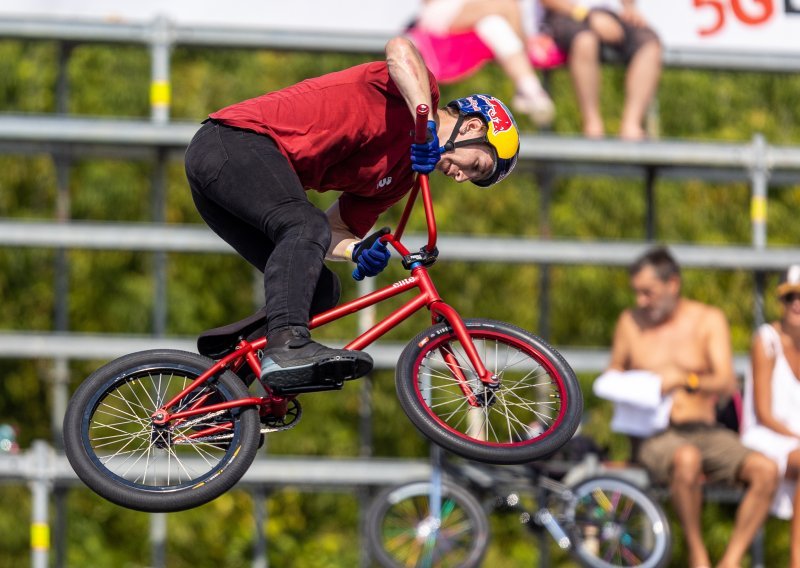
693, 0, 774, 36
731, 0, 774, 25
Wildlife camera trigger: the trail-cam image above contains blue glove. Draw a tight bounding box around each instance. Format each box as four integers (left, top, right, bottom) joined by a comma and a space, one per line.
410, 120, 441, 174
352, 228, 392, 281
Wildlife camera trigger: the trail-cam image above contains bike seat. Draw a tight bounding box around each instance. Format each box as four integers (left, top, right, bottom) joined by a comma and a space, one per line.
197, 307, 268, 359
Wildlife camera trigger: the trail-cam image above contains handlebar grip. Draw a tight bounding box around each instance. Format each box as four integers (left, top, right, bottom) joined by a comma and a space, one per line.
414, 104, 430, 144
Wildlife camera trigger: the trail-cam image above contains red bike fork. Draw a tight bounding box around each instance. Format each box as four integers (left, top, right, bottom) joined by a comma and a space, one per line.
413, 268, 497, 402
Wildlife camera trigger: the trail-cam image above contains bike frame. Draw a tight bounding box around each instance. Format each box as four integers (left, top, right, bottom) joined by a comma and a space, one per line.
152, 105, 495, 432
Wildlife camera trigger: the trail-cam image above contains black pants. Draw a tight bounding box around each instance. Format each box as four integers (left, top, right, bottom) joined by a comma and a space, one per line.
184, 120, 340, 334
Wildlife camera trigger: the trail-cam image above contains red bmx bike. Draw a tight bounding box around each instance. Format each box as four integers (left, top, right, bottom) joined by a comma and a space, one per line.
63, 106, 583, 512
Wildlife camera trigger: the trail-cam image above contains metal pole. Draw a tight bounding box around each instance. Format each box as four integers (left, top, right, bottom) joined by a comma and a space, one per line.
52, 39, 74, 568
150, 513, 167, 568
750, 134, 768, 250
536, 168, 554, 341
750, 134, 769, 326
750, 526, 765, 568
52, 487, 68, 568
148, 20, 173, 566
151, 149, 168, 337
357, 278, 376, 458
644, 166, 658, 241
252, 488, 268, 568
29, 441, 52, 568
149, 16, 172, 125
52, 39, 74, 448
357, 277, 376, 568
149, 16, 172, 337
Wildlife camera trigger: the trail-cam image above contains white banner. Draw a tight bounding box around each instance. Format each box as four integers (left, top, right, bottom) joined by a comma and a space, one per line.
640, 0, 800, 54
0, 0, 422, 34
2, 1, 799, 55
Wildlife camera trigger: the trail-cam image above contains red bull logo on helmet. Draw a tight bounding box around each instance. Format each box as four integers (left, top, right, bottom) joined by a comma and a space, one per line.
478, 95, 514, 134
448, 93, 520, 170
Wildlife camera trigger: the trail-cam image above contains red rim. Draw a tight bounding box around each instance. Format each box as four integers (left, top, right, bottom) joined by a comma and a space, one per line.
411, 328, 568, 448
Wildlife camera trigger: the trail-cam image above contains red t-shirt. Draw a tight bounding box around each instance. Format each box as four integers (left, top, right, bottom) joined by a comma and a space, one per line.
209, 62, 440, 237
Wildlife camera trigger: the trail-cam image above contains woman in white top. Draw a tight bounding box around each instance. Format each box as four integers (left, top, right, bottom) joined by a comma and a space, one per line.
742, 265, 800, 568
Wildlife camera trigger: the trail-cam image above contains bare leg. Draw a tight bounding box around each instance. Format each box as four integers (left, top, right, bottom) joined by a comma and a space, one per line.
448, 0, 525, 35
620, 39, 662, 140
452, 1, 554, 126
716, 453, 778, 568
568, 30, 603, 138
787, 449, 800, 568
670, 445, 711, 568
495, 51, 554, 126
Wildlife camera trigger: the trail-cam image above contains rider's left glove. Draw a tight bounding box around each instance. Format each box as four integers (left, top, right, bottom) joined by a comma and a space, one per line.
351, 228, 392, 281
410, 120, 441, 174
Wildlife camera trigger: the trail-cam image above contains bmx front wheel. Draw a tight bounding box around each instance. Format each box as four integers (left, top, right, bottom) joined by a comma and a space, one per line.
63, 349, 261, 512
396, 319, 583, 464
566, 476, 672, 568
365, 480, 489, 568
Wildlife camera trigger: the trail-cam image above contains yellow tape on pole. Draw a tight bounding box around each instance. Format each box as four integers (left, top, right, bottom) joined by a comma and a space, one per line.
150, 81, 171, 107
751, 195, 767, 223
31, 522, 50, 551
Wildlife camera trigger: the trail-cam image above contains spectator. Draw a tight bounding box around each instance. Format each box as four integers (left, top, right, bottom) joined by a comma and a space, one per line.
415, 0, 556, 127
603, 246, 777, 568
741, 265, 800, 568
539, 0, 661, 139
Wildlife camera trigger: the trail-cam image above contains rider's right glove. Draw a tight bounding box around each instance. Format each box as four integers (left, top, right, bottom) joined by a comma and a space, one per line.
410, 120, 441, 174
351, 228, 392, 281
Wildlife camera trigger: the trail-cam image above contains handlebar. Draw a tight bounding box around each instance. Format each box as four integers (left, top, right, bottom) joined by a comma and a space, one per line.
392, 104, 438, 255
414, 104, 430, 144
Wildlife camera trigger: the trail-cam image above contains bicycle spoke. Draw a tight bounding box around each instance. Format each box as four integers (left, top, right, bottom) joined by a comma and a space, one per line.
380, 493, 476, 568
84, 369, 236, 491
97, 397, 151, 422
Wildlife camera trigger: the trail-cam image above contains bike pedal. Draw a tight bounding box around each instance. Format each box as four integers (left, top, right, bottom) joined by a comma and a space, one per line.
270, 378, 344, 396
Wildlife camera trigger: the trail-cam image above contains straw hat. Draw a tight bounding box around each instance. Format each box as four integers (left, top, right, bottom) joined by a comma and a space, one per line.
776, 265, 800, 299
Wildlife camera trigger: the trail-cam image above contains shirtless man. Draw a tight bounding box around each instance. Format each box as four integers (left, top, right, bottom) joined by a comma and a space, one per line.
608, 246, 777, 568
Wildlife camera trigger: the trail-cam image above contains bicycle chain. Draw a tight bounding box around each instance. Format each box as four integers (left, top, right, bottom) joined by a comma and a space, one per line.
171, 401, 302, 444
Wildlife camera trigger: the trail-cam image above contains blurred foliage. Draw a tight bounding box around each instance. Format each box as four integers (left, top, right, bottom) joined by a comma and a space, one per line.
0, 35, 798, 567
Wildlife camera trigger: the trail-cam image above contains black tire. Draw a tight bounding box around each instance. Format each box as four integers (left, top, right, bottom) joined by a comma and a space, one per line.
395, 319, 583, 464
63, 349, 261, 512
566, 476, 671, 568
365, 480, 489, 568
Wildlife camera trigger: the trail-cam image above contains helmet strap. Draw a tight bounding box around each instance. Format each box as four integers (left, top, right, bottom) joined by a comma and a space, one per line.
441, 113, 463, 153
441, 114, 488, 154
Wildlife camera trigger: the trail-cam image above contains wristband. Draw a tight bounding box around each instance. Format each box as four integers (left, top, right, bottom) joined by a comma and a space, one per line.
345, 241, 359, 261
571, 4, 589, 21
685, 372, 700, 393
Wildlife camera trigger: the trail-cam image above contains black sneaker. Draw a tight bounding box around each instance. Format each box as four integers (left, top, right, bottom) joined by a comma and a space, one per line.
260, 327, 373, 394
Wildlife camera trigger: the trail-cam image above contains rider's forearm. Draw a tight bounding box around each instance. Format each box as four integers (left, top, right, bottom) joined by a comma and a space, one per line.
385, 36, 433, 117
325, 201, 360, 261
328, 232, 359, 261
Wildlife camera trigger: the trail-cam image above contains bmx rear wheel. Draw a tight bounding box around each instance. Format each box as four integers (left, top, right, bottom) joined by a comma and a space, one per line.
63, 349, 261, 512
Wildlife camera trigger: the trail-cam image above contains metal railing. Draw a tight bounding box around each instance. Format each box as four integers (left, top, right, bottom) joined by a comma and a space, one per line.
1, 14, 799, 568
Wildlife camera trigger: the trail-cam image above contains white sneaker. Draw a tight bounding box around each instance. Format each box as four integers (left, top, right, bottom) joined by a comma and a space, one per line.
512, 90, 555, 128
